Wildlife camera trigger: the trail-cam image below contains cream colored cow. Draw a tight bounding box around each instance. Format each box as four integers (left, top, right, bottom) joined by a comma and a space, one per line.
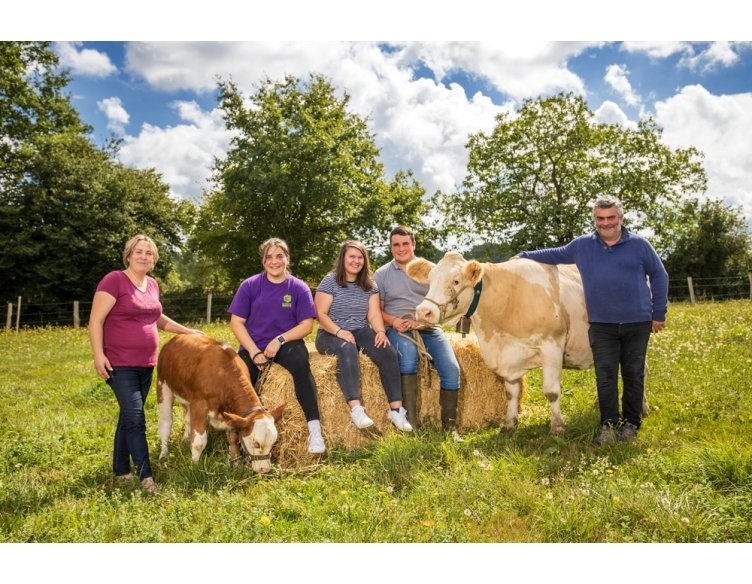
407, 252, 593, 435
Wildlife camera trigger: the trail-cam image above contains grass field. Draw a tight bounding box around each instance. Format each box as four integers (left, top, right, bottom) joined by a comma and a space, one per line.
1, 301, 750, 549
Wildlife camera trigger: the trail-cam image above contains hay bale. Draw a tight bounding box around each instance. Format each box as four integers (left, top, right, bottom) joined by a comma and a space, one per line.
259, 333, 517, 468
414, 332, 524, 430
260, 347, 411, 467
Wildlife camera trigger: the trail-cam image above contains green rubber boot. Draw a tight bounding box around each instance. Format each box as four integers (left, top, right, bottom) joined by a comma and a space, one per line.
401, 374, 419, 429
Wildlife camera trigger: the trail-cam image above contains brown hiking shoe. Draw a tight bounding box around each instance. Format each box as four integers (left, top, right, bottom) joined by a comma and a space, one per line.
593, 424, 616, 446
617, 422, 639, 442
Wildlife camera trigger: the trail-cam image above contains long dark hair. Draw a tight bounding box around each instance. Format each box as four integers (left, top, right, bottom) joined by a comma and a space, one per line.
333, 240, 374, 290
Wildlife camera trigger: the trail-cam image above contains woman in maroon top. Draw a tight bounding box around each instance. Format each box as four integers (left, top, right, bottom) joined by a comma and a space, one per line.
89, 234, 201, 493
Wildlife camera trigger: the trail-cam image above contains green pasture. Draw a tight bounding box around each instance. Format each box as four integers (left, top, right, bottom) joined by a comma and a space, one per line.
1, 301, 751, 543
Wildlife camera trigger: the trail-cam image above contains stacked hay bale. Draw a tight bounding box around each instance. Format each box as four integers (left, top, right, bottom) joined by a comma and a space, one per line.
260, 332, 515, 468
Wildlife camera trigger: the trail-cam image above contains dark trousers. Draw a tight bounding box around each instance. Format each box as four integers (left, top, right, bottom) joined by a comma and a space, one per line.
315, 327, 402, 404
239, 340, 320, 422
588, 322, 652, 428
107, 366, 154, 480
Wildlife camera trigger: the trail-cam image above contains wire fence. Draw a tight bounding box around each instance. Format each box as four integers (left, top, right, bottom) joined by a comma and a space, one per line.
3, 294, 235, 329
4, 274, 752, 330
668, 275, 752, 303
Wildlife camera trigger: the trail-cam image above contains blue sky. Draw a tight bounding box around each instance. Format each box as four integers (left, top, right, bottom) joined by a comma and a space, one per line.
5, 5, 752, 226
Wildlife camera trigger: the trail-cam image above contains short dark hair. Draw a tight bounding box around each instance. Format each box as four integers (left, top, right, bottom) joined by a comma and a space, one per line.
389, 225, 415, 244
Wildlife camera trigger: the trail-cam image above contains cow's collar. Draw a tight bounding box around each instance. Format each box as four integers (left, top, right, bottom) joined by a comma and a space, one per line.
423, 279, 482, 322
464, 280, 483, 318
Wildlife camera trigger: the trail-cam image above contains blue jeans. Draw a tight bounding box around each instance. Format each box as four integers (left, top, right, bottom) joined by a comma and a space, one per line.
107, 366, 154, 480
315, 327, 402, 403
386, 327, 460, 390
588, 322, 652, 428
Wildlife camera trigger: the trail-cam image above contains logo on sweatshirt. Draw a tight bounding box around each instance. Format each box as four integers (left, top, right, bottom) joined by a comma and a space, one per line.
282, 294, 292, 308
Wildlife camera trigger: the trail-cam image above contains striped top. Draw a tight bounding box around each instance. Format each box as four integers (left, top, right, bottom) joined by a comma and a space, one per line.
316, 272, 378, 330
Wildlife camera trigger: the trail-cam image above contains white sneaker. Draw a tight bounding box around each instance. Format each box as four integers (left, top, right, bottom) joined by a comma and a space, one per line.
307, 420, 326, 453
350, 405, 374, 429
307, 430, 326, 454
388, 407, 413, 432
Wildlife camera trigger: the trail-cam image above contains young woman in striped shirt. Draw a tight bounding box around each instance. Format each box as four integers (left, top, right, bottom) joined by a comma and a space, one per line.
314, 240, 412, 432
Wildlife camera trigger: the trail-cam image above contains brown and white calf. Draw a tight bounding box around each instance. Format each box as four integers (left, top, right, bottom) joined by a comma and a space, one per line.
156, 334, 284, 473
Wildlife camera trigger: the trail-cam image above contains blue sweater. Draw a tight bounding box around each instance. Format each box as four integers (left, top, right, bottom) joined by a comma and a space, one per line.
518, 227, 668, 324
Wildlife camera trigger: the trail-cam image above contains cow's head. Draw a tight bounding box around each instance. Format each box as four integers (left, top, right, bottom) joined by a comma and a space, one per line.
406, 251, 484, 325
223, 404, 285, 473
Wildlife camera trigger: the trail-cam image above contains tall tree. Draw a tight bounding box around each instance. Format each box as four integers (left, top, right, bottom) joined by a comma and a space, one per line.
0, 42, 191, 302
663, 198, 752, 280
435, 92, 707, 253
0, 42, 86, 188
190, 74, 429, 287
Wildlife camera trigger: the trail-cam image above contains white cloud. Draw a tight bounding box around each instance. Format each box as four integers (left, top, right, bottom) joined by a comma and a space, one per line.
679, 41, 740, 72
97, 97, 129, 134
654, 84, 752, 218
620, 42, 691, 59
119, 41, 598, 197
604, 64, 641, 108
593, 100, 636, 128
622, 41, 745, 73
55, 41, 116, 77
395, 41, 594, 101
118, 101, 232, 200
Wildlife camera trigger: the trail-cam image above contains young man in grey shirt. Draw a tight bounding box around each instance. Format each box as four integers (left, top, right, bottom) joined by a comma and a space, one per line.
374, 226, 462, 430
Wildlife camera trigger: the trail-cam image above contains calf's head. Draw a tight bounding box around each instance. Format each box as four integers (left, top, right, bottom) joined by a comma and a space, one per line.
224, 404, 285, 473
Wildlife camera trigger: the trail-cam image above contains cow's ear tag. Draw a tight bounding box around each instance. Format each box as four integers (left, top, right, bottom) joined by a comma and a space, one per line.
456, 316, 472, 337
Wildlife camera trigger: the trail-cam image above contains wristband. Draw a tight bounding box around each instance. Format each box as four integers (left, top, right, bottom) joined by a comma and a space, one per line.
335, 328, 342, 337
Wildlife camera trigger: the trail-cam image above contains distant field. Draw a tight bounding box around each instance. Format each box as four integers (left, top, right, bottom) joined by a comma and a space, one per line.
0, 300, 750, 545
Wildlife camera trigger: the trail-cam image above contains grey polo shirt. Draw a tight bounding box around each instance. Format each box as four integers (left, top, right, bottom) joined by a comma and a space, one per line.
374, 259, 432, 320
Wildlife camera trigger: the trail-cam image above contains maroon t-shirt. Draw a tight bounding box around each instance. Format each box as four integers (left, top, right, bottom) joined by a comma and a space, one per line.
96, 271, 162, 366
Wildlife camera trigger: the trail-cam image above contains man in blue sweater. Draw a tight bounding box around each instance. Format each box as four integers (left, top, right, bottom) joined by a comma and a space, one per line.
518, 196, 668, 444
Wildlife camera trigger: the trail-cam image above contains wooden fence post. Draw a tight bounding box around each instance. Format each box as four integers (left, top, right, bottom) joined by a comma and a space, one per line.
73, 301, 80, 329
748, 273, 752, 300
15, 296, 21, 333
687, 277, 696, 304
206, 292, 213, 324
6, 303, 12, 330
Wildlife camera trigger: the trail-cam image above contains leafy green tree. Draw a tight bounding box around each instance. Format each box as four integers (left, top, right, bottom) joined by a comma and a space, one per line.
663, 198, 752, 280
2, 131, 193, 301
0, 42, 87, 188
435, 92, 707, 253
0, 42, 192, 302
190, 74, 430, 287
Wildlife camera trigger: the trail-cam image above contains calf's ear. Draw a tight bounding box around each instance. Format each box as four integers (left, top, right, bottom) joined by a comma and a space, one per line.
223, 411, 253, 429
270, 403, 286, 422
405, 258, 434, 283
464, 260, 484, 286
